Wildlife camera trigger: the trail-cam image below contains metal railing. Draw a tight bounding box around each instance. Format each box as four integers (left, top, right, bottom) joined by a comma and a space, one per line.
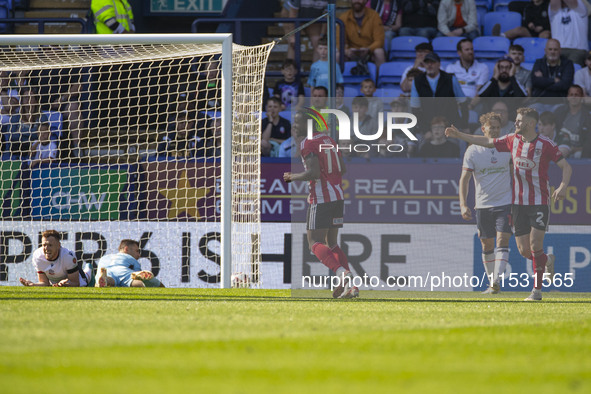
191, 17, 346, 73
0, 18, 91, 34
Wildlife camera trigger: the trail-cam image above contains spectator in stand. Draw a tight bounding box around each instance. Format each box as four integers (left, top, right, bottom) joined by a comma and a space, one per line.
278, 111, 306, 158
158, 111, 197, 159
359, 78, 384, 122
261, 97, 292, 157
549, 0, 589, 66
492, 0, 550, 39
400, 42, 433, 94
367, 0, 402, 53
14, 88, 41, 158
531, 38, 574, 97
509, 44, 533, 95
445, 39, 489, 98
384, 98, 416, 157
398, 0, 440, 40
307, 36, 344, 89
339, 0, 386, 69
273, 59, 305, 110
554, 84, 591, 157
573, 51, 591, 95
350, 96, 379, 158
336, 83, 352, 117
418, 116, 460, 158
401, 68, 425, 97
283, 0, 327, 62
474, 100, 516, 136
55, 82, 85, 158
437, 0, 479, 41
411, 52, 466, 129
478, 56, 527, 98
538, 111, 559, 141
29, 117, 58, 168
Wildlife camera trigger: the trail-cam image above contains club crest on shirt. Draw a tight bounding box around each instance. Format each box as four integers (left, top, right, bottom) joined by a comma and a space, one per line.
48, 269, 55, 275
514, 157, 536, 170
534, 148, 542, 156
491, 156, 498, 164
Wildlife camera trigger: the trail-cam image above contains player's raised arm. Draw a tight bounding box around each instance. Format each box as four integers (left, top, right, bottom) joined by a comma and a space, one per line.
284, 154, 321, 183
445, 125, 495, 148
552, 158, 573, 201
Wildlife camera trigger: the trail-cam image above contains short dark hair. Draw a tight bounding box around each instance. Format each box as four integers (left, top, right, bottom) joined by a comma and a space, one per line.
266, 96, 282, 106
318, 36, 327, 46
361, 78, 375, 87
42, 230, 60, 242
312, 85, 328, 96
119, 239, 140, 252
569, 84, 584, 96
352, 96, 369, 108
282, 58, 298, 70
509, 44, 524, 53
539, 111, 556, 126
431, 116, 448, 126
457, 38, 472, 52
517, 107, 539, 123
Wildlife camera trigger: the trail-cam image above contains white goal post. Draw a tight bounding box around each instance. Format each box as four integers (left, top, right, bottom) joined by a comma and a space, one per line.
0, 34, 273, 288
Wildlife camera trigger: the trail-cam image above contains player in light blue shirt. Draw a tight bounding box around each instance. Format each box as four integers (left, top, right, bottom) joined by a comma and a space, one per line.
96, 239, 164, 287
307, 36, 344, 89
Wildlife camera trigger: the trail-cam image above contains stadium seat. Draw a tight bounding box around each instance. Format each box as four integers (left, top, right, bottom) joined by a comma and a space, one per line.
494, 3, 509, 12
374, 87, 402, 99
388, 36, 429, 61
482, 61, 497, 79
344, 85, 359, 97
432, 36, 464, 59
476, 5, 488, 32
0, 1, 10, 34
574, 63, 582, 72
473, 36, 510, 59
342, 61, 377, 85
513, 37, 547, 63
475, 0, 492, 10
377, 61, 414, 87
521, 62, 533, 70
483, 12, 522, 36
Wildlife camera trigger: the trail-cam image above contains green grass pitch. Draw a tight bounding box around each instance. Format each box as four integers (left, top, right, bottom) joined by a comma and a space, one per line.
1, 287, 590, 394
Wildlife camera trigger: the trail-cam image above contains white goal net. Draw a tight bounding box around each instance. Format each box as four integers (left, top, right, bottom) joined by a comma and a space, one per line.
0, 34, 273, 288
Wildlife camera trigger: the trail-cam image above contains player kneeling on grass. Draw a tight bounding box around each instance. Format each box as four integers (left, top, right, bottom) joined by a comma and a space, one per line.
283, 111, 358, 299
446, 107, 572, 301
19, 229, 91, 287
459, 113, 513, 294
95, 239, 164, 288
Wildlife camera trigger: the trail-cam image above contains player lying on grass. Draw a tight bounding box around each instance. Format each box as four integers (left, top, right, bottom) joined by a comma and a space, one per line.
459, 112, 513, 294
19, 229, 91, 287
283, 111, 358, 299
446, 107, 572, 301
95, 239, 164, 288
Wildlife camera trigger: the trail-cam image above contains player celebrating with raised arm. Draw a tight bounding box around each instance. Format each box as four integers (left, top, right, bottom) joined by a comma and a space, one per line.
460, 113, 513, 294
447, 107, 572, 301
283, 111, 357, 299
19, 229, 90, 287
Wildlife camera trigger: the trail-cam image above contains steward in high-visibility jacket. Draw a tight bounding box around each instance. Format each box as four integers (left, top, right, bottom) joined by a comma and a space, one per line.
91, 0, 135, 34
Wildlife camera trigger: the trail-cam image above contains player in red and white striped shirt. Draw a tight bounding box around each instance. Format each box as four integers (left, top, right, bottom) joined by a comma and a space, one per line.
446, 107, 572, 301
284, 111, 357, 298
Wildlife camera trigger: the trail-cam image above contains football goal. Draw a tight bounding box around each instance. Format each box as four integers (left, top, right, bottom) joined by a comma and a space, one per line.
0, 34, 273, 288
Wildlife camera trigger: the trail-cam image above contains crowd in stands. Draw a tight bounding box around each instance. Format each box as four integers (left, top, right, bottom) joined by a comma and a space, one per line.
262, 0, 591, 159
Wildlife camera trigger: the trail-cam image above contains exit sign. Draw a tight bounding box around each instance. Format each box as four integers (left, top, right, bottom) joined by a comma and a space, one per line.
150, 0, 226, 13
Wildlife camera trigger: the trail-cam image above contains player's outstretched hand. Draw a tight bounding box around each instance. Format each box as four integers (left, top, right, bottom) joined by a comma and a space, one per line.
445, 125, 460, 138
460, 205, 472, 221
19, 277, 32, 286
283, 172, 293, 183
552, 185, 566, 201
53, 279, 70, 287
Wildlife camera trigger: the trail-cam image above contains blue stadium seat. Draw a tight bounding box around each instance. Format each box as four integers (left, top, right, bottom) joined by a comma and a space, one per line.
0, 0, 10, 34
574, 63, 582, 72
432, 36, 464, 59
494, 0, 528, 12
482, 61, 497, 79
389, 36, 429, 61
342, 61, 377, 85
476, 5, 488, 32
377, 61, 414, 87
513, 37, 547, 63
475, 0, 492, 10
473, 36, 510, 59
520, 62, 533, 70
344, 85, 359, 97
483, 11, 522, 36
374, 87, 402, 99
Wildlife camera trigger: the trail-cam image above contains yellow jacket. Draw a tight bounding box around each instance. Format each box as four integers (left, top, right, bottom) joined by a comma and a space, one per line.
338, 8, 385, 53
92, 0, 135, 34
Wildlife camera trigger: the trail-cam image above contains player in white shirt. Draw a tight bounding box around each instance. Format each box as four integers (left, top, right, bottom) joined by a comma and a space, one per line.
19, 229, 90, 287
459, 113, 512, 294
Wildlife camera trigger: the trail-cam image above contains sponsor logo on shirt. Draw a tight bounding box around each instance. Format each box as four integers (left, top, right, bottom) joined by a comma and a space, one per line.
514, 157, 536, 170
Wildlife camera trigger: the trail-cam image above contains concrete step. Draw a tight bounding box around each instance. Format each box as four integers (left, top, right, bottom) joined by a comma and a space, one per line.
14, 22, 86, 34
28, 0, 91, 9
24, 10, 88, 19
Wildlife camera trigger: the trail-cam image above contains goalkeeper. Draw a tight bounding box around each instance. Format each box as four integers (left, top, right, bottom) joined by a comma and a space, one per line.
95, 239, 164, 288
